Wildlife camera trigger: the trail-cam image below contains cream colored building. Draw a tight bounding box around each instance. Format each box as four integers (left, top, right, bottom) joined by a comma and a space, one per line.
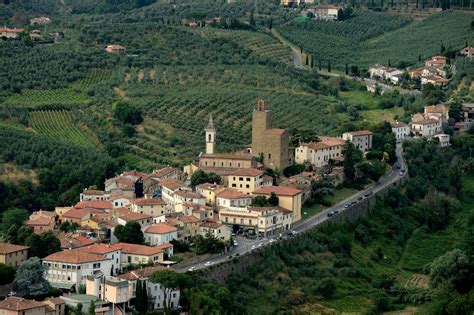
131, 198, 167, 216
342, 130, 373, 152
411, 119, 442, 138
219, 206, 292, 237
216, 189, 253, 208
253, 186, 302, 222
111, 243, 169, 267
227, 168, 269, 195
391, 121, 410, 142
0, 297, 59, 315
0, 243, 29, 267
195, 183, 225, 205
199, 220, 231, 241
295, 136, 346, 167
144, 223, 178, 246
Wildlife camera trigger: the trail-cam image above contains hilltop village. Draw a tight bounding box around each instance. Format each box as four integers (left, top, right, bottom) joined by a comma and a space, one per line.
1, 94, 471, 312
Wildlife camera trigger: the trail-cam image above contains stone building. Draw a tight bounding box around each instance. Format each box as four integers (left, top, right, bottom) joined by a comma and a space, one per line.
251, 100, 290, 170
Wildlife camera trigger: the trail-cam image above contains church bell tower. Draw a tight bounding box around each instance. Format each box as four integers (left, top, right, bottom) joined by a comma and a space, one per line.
205, 115, 216, 155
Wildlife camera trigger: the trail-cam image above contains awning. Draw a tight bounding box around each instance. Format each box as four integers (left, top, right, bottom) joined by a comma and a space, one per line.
49, 282, 75, 290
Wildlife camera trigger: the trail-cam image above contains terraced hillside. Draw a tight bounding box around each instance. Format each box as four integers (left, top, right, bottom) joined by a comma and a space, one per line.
279, 10, 472, 70
29, 110, 97, 147
199, 29, 293, 65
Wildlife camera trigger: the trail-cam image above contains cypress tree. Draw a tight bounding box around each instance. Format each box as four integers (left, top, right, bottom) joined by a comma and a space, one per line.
136, 280, 144, 314
310, 56, 314, 68
318, 60, 322, 70
345, 63, 349, 75
305, 55, 309, 66
328, 61, 331, 73
143, 281, 149, 313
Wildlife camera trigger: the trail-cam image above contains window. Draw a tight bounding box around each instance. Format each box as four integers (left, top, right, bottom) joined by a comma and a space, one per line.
208, 134, 212, 141
268, 153, 272, 160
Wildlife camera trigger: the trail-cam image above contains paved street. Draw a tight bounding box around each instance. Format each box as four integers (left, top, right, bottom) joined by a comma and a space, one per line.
176, 144, 407, 273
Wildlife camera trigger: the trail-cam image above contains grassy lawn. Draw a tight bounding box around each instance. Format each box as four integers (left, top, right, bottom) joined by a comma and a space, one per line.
340, 90, 382, 109
362, 107, 404, 123
301, 187, 359, 220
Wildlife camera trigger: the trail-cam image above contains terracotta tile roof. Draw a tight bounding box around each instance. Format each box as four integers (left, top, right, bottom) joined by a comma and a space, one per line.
392, 121, 408, 128
79, 243, 119, 254
117, 265, 170, 281
174, 191, 203, 199
179, 215, 200, 224
248, 206, 293, 214
424, 75, 449, 83
152, 167, 180, 178
122, 171, 147, 179
425, 105, 446, 114
262, 175, 273, 182
112, 243, 167, 256
216, 189, 250, 200
346, 130, 373, 136
58, 233, 94, 249
75, 200, 113, 210
198, 166, 245, 176
144, 223, 177, 234
200, 219, 224, 229
196, 182, 223, 191
254, 185, 301, 197
82, 189, 106, 196
26, 216, 53, 226
229, 168, 264, 177
200, 153, 253, 160
0, 242, 29, 254
30, 210, 56, 218
45, 297, 64, 306
159, 179, 186, 191
134, 198, 166, 206
43, 250, 108, 264
412, 118, 440, 125
62, 208, 91, 219
0, 297, 46, 311
116, 209, 152, 222
313, 4, 338, 9
0, 28, 24, 33
265, 128, 286, 135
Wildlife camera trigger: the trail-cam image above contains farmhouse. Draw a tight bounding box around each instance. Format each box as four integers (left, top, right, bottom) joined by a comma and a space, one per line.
342, 130, 373, 152
411, 119, 442, 138
295, 136, 346, 168
0, 242, 29, 267
425, 56, 446, 68
105, 44, 126, 53
0, 27, 24, 39
251, 100, 291, 170
312, 4, 338, 20
424, 104, 448, 123
26, 210, 56, 234
460, 47, 474, 58
421, 75, 449, 87
369, 65, 403, 84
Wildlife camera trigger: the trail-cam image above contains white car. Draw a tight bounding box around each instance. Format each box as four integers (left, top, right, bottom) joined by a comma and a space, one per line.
233, 240, 238, 246
204, 261, 214, 267
188, 266, 196, 272
269, 239, 276, 243
251, 244, 257, 250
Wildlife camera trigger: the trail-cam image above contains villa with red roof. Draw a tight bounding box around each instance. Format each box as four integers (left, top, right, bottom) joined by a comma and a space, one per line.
144, 223, 178, 246
216, 189, 252, 208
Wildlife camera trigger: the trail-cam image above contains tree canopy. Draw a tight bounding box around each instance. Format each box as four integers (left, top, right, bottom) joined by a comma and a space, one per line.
14, 257, 49, 298
114, 221, 145, 244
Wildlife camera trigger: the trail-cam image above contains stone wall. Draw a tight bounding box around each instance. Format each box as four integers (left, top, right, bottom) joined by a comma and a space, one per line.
202, 174, 408, 283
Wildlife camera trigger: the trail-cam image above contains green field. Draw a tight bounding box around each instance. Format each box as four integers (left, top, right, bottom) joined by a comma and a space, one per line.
29, 110, 97, 147
279, 10, 472, 70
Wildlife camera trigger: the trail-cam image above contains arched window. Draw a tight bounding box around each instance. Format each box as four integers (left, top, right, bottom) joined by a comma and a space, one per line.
208, 134, 212, 142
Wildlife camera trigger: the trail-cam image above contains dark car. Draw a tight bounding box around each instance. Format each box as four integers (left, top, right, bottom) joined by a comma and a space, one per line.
334, 210, 339, 214
327, 211, 334, 217
364, 191, 373, 197
228, 255, 233, 260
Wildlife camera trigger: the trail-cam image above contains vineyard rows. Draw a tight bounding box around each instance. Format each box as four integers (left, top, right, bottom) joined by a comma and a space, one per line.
29, 110, 94, 147
4, 88, 89, 108
75, 68, 113, 88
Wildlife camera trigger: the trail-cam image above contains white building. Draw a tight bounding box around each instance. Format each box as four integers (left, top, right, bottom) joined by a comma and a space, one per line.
433, 133, 450, 147
43, 250, 112, 291
199, 220, 231, 241
216, 189, 252, 208
144, 223, 178, 246
78, 244, 122, 276
80, 189, 110, 202
391, 121, 410, 142
295, 136, 346, 167
411, 119, 442, 138
159, 179, 190, 206
342, 130, 373, 152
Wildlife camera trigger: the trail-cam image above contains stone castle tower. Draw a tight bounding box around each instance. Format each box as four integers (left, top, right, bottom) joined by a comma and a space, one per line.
251, 99, 289, 170
205, 115, 216, 155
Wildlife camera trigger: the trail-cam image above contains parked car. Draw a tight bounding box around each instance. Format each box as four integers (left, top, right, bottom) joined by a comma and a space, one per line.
233, 240, 238, 246
188, 266, 196, 272
334, 210, 339, 214
234, 253, 240, 257
364, 191, 373, 197
269, 239, 276, 243
358, 196, 363, 201
228, 255, 233, 260
344, 204, 350, 209
278, 233, 283, 240
327, 211, 334, 217
204, 261, 214, 267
